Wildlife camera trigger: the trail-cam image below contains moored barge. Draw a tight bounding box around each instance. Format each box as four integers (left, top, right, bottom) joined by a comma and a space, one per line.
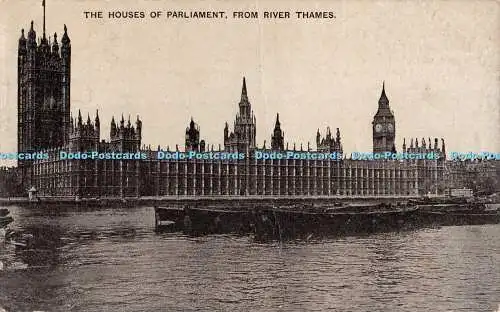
154, 202, 422, 240
154, 205, 254, 235
154, 199, 500, 241
251, 203, 420, 241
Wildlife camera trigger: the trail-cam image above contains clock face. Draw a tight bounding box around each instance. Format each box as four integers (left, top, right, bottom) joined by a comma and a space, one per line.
375, 124, 382, 132
387, 124, 394, 132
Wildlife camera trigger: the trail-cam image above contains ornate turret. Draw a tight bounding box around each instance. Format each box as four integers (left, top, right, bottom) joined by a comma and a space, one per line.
372, 81, 396, 153
61, 24, 70, 46
185, 117, 203, 152
95, 110, 100, 127
224, 122, 229, 142
52, 32, 59, 55
271, 113, 284, 150
68, 110, 101, 153
316, 126, 342, 153
77, 109, 82, 127
224, 77, 257, 152
316, 129, 321, 147
94, 110, 100, 137
404, 136, 445, 161
110, 112, 141, 152
326, 127, 332, 140
18, 29, 27, 54
110, 116, 116, 137
27, 21, 36, 45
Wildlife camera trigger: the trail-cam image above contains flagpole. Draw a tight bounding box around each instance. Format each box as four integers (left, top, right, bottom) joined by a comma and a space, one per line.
42, 0, 46, 37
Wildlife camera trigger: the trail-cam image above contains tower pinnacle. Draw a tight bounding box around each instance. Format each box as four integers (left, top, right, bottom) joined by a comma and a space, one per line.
378, 81, 389, 107
27, 21, 36, 42
61, 24, 70, 45
77, 109, 82, 126
241, 77, 247, 101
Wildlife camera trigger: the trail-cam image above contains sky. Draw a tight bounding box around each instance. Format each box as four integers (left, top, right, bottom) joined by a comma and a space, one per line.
0, 0, 499, 165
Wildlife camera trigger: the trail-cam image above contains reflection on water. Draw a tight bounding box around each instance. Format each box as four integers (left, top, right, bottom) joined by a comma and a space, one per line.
0, 205, 499, 312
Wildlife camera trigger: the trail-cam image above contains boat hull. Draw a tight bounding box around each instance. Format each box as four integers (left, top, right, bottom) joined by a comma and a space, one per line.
154, 202, 500, 241
252, 207, 420, 241
154, 206, 253, 235
154, 207, 185, 232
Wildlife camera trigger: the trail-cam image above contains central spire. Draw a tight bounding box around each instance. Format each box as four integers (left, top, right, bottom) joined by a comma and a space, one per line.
241, 77, 248, 102
238, 76, 251, 117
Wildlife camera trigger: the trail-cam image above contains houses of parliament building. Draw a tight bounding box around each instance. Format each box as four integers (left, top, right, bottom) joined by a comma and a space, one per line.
15, 16, 493, 199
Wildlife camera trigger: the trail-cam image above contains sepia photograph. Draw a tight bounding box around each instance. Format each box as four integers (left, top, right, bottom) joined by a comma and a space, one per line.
0, 0, 499, 311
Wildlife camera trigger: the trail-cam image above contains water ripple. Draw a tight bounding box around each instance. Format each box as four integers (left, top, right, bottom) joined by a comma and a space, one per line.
0, 206, 499, 312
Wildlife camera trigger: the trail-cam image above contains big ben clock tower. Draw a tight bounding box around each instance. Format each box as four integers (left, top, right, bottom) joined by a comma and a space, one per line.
372, 82, 396, 153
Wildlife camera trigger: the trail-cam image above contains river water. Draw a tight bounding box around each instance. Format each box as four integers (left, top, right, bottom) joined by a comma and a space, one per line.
0, 205, 499, 312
